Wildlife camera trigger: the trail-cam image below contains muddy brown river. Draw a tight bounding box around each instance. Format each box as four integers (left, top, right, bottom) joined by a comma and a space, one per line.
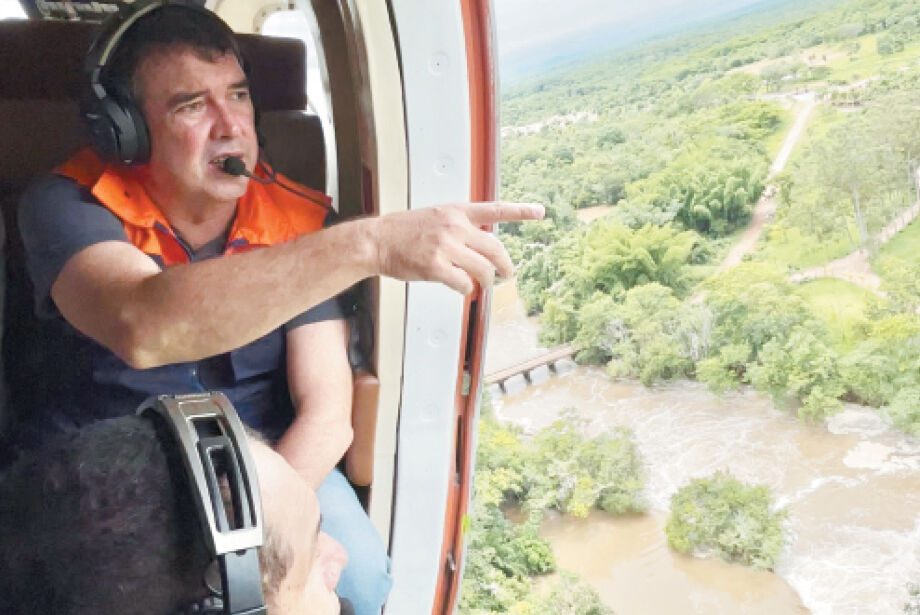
485, 280, 920, 615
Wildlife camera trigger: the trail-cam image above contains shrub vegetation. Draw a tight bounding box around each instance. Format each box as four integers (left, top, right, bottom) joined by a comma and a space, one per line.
665, 471, 788, 570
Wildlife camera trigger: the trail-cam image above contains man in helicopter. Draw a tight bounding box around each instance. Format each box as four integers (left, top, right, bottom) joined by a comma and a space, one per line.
16, 2, 544, 613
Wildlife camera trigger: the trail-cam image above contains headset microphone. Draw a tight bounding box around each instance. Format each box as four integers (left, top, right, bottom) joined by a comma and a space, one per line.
220, 156, 332, 211
221, 156, 249, 178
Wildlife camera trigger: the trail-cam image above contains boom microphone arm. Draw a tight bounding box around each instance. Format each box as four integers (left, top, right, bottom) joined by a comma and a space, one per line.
220, 156, 331, 211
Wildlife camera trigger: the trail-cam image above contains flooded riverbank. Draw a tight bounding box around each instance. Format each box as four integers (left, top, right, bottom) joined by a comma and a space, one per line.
485, 281, 920, 615
539, 509, 807, 614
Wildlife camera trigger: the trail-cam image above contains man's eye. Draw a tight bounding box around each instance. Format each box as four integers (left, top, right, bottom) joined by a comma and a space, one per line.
231, 90, 251, 102
178, 101, 204, 113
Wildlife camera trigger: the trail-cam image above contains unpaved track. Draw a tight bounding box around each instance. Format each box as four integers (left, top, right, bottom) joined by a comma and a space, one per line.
716, 99, 816, 273
789, 201, 920, 292
788, 248, 881, 290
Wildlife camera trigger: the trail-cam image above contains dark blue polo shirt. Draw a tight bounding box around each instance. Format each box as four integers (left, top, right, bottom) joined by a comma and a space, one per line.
18, 174, 344, 442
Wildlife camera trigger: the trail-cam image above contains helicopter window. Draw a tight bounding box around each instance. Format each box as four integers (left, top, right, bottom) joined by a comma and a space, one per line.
262, 9, 338, 208
0, 0, 25, 20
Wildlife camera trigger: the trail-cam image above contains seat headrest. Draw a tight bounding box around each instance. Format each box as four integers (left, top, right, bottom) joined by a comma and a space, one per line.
0, 19, 306, 111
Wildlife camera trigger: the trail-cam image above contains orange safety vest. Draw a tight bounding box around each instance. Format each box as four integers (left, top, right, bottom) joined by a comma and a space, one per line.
55, 147, 330, 266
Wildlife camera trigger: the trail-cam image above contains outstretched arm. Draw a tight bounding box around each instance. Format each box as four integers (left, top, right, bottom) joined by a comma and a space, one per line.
50, 202, 544, 368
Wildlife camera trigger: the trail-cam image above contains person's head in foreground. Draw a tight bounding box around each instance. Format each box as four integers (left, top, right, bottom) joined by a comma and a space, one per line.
0, 415, 346, 614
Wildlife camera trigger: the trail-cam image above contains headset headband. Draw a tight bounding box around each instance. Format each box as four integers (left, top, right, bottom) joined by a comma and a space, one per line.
84, 0, 166, 75
84, 0, 236, 81
139, 392, 267, 615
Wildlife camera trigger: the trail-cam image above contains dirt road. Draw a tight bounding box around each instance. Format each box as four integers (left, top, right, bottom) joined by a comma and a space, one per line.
715, 99, 816, 273
788, 201, 920, 292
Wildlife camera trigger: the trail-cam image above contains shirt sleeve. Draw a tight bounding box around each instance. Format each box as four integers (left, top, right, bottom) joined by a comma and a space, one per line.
283, 296, 348, 331
18, 174, 129, 318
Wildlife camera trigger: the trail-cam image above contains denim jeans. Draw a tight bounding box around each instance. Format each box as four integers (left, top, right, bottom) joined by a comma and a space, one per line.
317, 468, 393, 615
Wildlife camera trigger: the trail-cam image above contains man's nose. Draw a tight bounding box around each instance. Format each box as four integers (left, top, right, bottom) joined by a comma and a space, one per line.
211, 102, 242, 139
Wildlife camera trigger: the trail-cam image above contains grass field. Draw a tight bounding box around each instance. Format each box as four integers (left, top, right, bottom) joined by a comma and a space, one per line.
734, 32, 920, 91
795, 278, 874, 348
876, 218, 920, 266
755, 225, 854, 271
825, 34, 920, 83
872, 217, 920, 296
763, 106, 795, 161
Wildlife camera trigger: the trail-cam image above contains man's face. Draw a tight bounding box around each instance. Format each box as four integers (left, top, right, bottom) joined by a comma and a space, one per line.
251, 442, 347, 615
134, 45, 259, 209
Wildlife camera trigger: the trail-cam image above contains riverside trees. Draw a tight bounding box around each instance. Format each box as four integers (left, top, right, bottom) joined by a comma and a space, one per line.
459, 410, 641, 614
665, 472, 788, 571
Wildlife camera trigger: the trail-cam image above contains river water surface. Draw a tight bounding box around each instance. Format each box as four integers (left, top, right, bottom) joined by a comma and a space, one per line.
485, 280, 920, 615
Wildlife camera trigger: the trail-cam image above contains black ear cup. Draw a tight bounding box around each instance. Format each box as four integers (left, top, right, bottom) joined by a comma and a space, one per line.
81, 87, 149, 165
81, 0, 165, 165
113, 83, 151, 164
82, 101, 121, 163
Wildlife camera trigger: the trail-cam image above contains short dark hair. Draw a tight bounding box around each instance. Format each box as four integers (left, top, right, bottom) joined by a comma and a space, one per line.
0, 415, 295, 614
104, 4, 245, 102
0, 415, 211, 614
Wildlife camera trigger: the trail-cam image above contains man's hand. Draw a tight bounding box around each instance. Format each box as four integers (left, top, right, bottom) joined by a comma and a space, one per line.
372, 202, 544, 294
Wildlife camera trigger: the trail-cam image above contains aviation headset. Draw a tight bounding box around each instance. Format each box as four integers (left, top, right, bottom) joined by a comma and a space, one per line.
82, 0, 250, 166
139, 392, 267, 615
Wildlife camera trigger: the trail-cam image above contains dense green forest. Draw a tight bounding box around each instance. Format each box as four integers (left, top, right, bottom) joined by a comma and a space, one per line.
463, 0, 920, 612
502, 0, 920, 428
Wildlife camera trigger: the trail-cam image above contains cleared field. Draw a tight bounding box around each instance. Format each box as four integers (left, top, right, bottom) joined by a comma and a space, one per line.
795, 278, 873, 348
729, 32, 920, 89
762, 106, 795, 161
756, 225, 854, 271
825, 34, 920, 82
876, 217, 920, 266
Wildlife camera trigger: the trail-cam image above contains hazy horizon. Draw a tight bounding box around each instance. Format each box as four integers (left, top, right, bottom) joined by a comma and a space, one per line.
495, 0, 784, 80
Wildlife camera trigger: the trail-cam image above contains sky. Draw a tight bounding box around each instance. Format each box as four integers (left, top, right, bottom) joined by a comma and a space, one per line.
494, 0, 775, 79
0, 0, 778, 78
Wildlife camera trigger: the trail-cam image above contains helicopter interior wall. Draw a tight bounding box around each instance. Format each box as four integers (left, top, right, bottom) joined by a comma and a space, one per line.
294, 0, 411, 541
0, 19, 326, 450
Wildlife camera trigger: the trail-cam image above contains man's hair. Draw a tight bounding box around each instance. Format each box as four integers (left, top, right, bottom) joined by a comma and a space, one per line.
0, 415, 290, 614
103, 4, 245, 103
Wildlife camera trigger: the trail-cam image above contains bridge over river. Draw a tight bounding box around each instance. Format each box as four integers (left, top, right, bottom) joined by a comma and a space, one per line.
483, 344, 575, 392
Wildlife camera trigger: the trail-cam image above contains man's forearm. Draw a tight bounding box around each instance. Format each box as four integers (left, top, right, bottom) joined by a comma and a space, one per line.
275, 411, 353, 490
79, 218, 377, 368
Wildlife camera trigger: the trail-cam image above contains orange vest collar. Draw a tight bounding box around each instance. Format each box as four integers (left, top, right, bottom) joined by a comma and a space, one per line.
54, 148, 330, 264
228, 166, 331, 249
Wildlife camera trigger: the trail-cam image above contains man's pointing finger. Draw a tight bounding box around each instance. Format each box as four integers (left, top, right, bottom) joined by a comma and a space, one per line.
463, 202, 545, 225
